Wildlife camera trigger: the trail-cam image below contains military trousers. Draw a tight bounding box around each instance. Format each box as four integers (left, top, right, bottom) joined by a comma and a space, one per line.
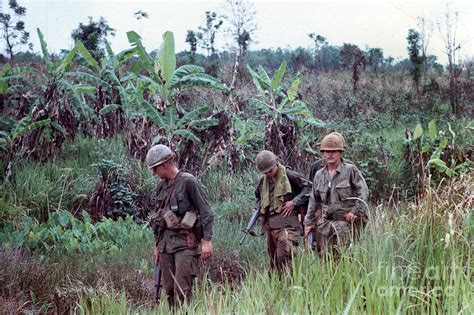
159, 248, 199, 307
314, 218, 363, 258
266, 227, 299, 273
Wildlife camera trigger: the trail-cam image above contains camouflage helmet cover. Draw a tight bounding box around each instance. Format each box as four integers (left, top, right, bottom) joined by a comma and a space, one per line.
256, 150, 277, 173
146, 144, 174, 169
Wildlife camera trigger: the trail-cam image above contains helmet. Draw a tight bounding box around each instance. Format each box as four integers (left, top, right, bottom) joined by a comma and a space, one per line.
256, 150, 277, 173
320, 132, 344, 151
146, 144, 174, 169
329, 132, 345, 145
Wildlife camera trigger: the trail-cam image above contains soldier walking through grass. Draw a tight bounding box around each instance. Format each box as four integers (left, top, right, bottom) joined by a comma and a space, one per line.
147, 144, 214, 307
304, 133, 369, 258
254, 150, 311, 273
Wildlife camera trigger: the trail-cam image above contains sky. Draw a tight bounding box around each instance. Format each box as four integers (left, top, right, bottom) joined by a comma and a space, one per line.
2, 0, 473, 64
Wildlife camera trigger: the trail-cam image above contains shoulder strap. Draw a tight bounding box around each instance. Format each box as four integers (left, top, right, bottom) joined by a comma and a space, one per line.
158, 172, 181, 211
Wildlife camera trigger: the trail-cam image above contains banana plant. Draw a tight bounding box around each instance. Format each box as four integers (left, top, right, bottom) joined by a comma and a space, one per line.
0, 63, 37, 95
247, 60, 321, 126
65, 40, 136, 137
125, 30, 229, 109
137, 82, 218, 146
0, 114, 51, 179
247, 60, 324, 161
410, 119, 473, 178
122, 31, 229, 163
16, 29, 105, 160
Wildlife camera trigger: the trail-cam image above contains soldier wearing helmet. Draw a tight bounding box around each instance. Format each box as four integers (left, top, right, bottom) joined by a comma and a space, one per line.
307, 132, 349, 181
146, 144, 214, 307
304, 132, 369, 257
254, 150, 311, 273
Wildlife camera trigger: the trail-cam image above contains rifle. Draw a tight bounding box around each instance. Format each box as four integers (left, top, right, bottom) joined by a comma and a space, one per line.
239, 204, 261, 245
152, 263, 161, 304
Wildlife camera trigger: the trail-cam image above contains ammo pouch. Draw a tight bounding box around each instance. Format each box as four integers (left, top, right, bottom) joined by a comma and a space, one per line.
181, 211, 197, 229
164, 210, 197, 230
163, 210, 180, 229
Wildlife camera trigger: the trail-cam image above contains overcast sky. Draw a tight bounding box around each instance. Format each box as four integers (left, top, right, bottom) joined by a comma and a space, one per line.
2, 0, 473, 64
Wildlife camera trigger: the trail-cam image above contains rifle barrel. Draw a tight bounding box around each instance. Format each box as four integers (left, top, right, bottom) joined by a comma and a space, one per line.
152, 263, 161, 304
239, 209, 260, 245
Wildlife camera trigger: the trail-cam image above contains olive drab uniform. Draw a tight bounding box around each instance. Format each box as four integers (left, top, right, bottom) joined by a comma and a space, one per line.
151, 172, 214, 306
256, 164, 311, 272
304, 160, 368, 257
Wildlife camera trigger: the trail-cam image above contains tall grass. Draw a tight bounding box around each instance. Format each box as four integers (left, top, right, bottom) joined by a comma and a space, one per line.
77, 175, 472, 314
0, 135, 144, 223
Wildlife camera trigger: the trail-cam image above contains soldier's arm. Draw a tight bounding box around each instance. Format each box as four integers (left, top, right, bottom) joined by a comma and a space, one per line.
287, 170, 311, 208
186, 177, 214, 241
350, 166, 369, 216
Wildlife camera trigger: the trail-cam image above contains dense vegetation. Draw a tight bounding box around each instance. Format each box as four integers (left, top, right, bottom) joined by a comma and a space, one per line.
0, 7, 472, 313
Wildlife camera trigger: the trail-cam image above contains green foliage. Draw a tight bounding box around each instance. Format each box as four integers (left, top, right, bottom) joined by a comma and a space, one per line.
127, 30, 229, 105
407, 29, 424, 91
0, 63, 36, 94
247, 61, 321, 126
0, 115, 50, 154
0, 211, 149, 253
409, 119, 473, 177
71, 16, 115, 61
92, 159, 141, 219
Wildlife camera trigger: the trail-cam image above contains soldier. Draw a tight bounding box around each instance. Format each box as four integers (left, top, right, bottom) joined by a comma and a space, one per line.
146, 144, 214, 307
304, 133, 368, 258
254, 150, 311, 273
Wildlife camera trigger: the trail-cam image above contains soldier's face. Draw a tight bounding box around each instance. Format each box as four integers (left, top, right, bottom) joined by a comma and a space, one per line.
323, 150, 343, 165
265, 164, 279, 178
152, 163, 166, 179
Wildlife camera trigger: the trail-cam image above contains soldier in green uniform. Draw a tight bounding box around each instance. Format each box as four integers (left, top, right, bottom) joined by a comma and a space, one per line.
254, 150, 311, 273
304, 133, 369, 257
146, 144, 214, 307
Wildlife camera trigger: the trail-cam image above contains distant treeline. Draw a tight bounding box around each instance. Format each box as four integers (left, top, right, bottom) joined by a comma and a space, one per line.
5, 45, 444, 76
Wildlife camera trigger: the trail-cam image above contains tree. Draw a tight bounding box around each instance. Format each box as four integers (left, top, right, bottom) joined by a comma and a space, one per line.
185, 30, 198, 64
0, 0, 32, 59
222, 0, 257, 90
71, 17, 115, 61
134, 10, 149, 20
340, 43, 365, 94
417, 16, 433, 78
437, 4, 462, 115
367, 48, 384, 76
308, 33, 327, 71
407, 29, 424, 93
197, 11, 223, 58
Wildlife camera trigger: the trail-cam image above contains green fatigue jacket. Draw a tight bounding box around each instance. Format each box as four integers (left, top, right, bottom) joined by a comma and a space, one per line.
155, 172, 214, 254
307, 158, 356, 211
255, 167, 311, 231
304, 160, 369, 226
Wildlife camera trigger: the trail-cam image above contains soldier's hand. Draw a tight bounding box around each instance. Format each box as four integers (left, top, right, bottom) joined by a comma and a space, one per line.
345, 212, 358, 223
153, 245, 160, 265
304, 225, 314, 237
201, 240, 212, 260
281, 201, 295, 217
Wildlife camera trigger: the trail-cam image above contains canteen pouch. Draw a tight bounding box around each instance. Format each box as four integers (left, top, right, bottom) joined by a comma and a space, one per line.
163, 210, 180, 228
181, 211, 197, 229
